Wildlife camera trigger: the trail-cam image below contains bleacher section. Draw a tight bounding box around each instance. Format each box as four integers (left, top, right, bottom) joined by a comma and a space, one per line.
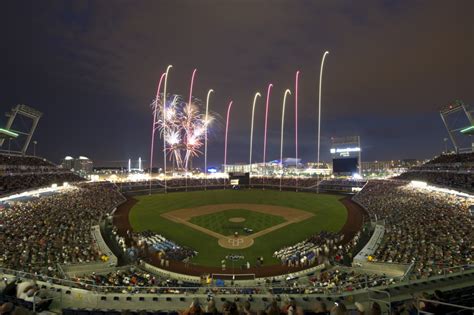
0, 153, 84, 195
397, 152, 474, 191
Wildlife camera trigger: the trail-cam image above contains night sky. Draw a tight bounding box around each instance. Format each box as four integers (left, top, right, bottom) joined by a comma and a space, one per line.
1, 1, 473, 167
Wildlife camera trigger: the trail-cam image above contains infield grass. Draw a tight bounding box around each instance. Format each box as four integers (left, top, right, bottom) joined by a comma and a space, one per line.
129, 190, 347, 267
189, 208, 286, 236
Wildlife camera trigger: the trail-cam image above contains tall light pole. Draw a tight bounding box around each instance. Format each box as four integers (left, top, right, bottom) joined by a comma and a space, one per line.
279, 89, 292, 191
263, 83, 273, 187
317, 51, 329, 193
149, 72, 167, 194
249, 92, 261, 188
224, 101, 233, 189
204, 89, 214, 190
163, 65, 173, 193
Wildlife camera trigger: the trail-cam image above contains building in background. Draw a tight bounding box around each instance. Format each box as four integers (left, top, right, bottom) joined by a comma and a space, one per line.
62, 156, 93, 176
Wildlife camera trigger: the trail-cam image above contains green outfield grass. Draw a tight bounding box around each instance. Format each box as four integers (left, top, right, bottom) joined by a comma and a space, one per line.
189, 208, 286, 236
129, 190, 347, 267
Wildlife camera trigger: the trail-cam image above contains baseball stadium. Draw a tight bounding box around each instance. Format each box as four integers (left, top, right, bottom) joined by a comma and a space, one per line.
1, 2, 474, 314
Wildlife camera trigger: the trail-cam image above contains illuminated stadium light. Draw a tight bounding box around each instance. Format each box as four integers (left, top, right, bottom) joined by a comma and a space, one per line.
0, 128, 19, 138
410, 180, 427, 188
330, 147, 361, 154
409, 181, 473, 198
352, 173, 363, 180
64, 156, 74, 160
460, 125, 474, 134
207, 167, 217, 173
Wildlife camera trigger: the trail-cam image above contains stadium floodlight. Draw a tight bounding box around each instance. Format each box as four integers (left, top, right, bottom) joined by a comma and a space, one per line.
317, 51, 329, 193
204, 89, 214, 190
410, 180, 427, 188
0, 128, 19, 138
330, 147, 361, 154
460, 125, 474, 134
163, 65, 173, 193
280, 89, 292, 191
249, 92, 261, 186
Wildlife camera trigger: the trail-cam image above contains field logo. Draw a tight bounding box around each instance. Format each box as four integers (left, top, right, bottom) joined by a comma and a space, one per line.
228, 237, 244, 247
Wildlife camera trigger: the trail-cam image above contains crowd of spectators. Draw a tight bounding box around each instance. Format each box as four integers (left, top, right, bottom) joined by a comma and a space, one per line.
0, 153, 55, 168
353, 180, 473, 278
0, 172, 84, 196
0, 153, 84, 196
397, 171, 473, 191
0, 183, 125, 277
425, 152, 474, 165
75, 267, 199, 294
250, 177, 320, 188
273, 231, 360, 267
180, 297, 383, 315
396, 152, 474, 191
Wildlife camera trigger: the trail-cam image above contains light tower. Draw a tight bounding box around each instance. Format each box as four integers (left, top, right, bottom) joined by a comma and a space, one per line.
440, 100, 474, 153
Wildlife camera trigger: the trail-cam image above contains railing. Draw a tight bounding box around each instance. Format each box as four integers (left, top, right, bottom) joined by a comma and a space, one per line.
1, 264, 473, 297
415, 297, 474, 314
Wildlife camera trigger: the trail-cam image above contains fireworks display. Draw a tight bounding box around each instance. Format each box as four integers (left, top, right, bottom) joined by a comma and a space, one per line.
152, 94, 214, 171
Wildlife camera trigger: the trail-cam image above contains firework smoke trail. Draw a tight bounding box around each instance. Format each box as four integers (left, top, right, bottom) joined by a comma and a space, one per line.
280, 89, 292, 191
184, 69, 198, 171
149, 72, 167, 194
263, 83, 273, 181
204, 89, 214, 190
249, 92, 261, 187
224, 101, 233, 168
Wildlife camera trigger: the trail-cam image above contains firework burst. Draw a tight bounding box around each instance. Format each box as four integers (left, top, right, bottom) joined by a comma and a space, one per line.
151, 94, 214, 171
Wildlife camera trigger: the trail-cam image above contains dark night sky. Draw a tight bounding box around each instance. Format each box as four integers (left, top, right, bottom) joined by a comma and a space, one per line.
1, 0, 473, 167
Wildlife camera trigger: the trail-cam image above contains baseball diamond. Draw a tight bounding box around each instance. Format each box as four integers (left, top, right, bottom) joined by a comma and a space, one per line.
126, 189, 349, 267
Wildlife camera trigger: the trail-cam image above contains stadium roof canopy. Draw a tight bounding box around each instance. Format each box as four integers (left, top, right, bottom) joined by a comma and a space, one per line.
0, 128, 19, 139
460, 125, 474, 135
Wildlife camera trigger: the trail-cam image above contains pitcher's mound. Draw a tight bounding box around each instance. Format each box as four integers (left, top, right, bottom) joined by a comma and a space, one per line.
229, 217, 246, 223
218, 236, 254, 249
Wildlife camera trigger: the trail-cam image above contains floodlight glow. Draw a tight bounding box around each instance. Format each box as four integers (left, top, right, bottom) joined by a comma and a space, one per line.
330, 147, 361, 154
410, 180, 427, 188
207, 167, 217, 173
64, 156, 73, 161
0, 128, 19, 138
460, 125, 474, 133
